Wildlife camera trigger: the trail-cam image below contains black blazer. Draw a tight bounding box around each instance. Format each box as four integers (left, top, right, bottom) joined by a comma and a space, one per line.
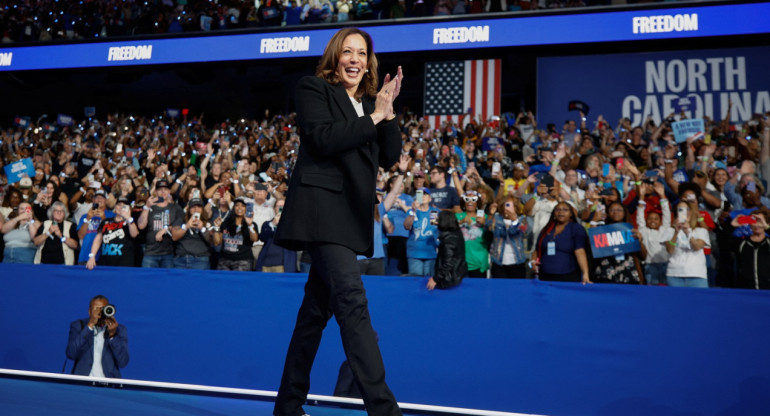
434, 229, 467, 289
276, 76, 402, 256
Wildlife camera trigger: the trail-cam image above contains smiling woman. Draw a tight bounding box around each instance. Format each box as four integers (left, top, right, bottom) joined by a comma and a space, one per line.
273, 27, 404, 416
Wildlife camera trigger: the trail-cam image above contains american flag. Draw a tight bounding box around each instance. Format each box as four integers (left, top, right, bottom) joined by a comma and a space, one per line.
423, 59, 501, 130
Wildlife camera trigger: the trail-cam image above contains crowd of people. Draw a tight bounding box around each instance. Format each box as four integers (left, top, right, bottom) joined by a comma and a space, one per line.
1, 0, 670, 43
1, 103, 769, 289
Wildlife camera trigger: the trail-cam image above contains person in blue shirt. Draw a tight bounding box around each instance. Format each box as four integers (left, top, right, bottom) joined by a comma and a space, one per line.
383, 174, 413, 275
428, 166, 461, 212
76, 189, 115, 265
404, 188, 440, 276
358, 155, 409, 275
534, 201, 591, 283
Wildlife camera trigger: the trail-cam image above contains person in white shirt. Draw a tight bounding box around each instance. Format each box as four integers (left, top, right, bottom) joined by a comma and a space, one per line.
636, 181, 673, 285
249, 182, 276, 269
665, 200, 710, 288
65, 295, 129, 378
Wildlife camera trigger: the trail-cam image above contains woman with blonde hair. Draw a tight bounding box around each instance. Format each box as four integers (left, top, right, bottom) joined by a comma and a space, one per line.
665, 200, 710, 288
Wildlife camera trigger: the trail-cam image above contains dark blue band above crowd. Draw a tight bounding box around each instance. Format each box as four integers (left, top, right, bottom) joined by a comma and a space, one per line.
1, 0, 678, 44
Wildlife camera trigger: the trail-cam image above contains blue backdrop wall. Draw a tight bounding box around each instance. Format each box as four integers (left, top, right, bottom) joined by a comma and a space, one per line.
1, 263, 769, 415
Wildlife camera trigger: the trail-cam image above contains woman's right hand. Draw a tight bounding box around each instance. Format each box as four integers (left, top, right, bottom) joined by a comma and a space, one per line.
372, 87, 394, 125
86, 257, 96, 270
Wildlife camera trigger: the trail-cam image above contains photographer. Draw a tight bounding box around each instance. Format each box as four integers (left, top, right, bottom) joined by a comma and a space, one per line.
66, 295, 129, 378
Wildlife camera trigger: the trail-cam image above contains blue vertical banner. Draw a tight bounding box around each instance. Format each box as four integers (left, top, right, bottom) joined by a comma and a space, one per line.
538, 46, 770, 128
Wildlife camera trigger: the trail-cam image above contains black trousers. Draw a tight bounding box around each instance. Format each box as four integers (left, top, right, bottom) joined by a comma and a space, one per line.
490, 263, 527, 279
274, 243, 401, 416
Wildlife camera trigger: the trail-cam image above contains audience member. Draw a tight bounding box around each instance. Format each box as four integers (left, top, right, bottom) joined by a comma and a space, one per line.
428, 210, 466, 290
83, 198, 137, 269
404, 188, 440, 276
32, 201, 78, 265
212, 197, 257, 271
1, 201, 38, 264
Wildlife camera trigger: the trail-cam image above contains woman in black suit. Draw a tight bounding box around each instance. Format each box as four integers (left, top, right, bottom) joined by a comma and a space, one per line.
274, 27, 403, 416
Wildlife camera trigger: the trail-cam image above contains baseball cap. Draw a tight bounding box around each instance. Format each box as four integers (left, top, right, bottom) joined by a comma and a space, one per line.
156, 179, 170, 189
253, 183, 268, 191
187, 198, 204, 208
233, 196, 248, 206
19, 177, 32, 188
94, 189, 107, 198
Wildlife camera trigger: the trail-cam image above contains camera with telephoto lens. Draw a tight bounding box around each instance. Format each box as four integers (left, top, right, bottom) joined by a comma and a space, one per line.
102, 304, 116, 318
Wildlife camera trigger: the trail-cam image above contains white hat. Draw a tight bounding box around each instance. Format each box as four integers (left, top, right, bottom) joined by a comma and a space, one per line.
19, 177, 32, 188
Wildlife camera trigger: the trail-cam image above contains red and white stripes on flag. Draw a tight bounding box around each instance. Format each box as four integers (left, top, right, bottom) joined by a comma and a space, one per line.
423, 59, 501, 130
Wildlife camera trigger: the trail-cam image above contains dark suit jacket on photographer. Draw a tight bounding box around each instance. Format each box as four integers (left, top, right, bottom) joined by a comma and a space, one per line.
66, 318, 129, 378
275, 76, 402, 256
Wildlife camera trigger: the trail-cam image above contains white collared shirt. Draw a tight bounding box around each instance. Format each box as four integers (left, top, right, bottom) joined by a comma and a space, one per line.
89, 325, 106, 378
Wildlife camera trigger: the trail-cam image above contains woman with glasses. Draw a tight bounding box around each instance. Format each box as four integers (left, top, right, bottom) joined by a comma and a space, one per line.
592, 201, 646, 284
32, 201, 79, 265
534, 201, 591, 283
488, 195, 530, 278
456, 190, 490, 277
1, 201, 38, 264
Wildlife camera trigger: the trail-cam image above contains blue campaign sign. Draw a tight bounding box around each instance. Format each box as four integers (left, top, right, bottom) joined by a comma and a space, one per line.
0, 2, 769, 72
671, 119, 705, 143
588, 222, 640, 258
4, 158, 36, 184
56, 114, 74, 126
538, 45, 770, 129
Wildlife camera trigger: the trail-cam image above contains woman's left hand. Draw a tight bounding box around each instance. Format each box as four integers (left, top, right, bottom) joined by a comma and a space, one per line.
382, 66, 403, 102
426, 277, 437, 291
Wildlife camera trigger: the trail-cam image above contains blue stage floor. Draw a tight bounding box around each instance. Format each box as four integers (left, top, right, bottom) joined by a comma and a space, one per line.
0, 377, 397, 416
0, 372, 526, 416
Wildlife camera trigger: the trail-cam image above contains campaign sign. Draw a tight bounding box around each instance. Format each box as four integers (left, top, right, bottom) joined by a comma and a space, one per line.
568, 100, 590, 115
672, 95, 698, 113
57, 114, 74, 126
671, 119, 705, 143
4, 158, 35, 184
13, 116, 30, 128
588, 222, 640, 258
125, 148, 140, 159
481, 136, 504, 152
538, 46, 770, 128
